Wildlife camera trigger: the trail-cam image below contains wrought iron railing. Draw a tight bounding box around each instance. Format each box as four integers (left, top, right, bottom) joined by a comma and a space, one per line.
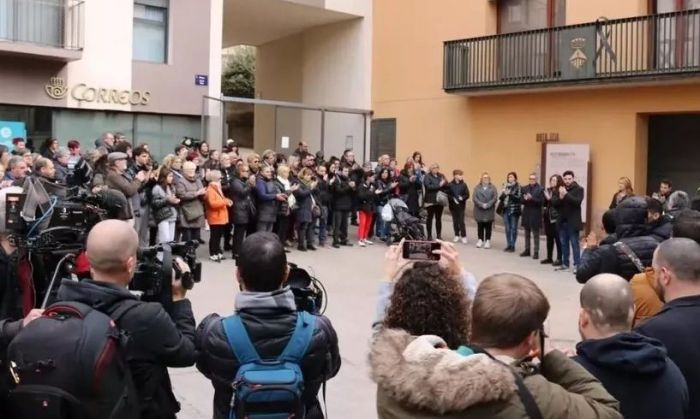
444, 9, 700, 91
0, 0, 84, 50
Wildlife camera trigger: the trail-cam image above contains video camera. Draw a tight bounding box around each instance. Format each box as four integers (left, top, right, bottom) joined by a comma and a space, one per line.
131, 241, 202, 312
287, 263, 327, 315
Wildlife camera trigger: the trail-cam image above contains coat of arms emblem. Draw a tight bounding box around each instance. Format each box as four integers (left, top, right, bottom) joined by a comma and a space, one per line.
569, 37, 587, 70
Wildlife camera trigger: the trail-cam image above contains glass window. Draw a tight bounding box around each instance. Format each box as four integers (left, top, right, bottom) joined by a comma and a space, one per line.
133, 0, 168, 63
499, 0, 548, 34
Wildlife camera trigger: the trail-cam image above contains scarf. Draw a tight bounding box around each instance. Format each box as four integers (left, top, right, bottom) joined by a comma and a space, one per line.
235, 287, 297, 313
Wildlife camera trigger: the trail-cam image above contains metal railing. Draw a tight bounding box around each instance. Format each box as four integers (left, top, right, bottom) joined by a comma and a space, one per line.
444, 9, 700, 91
0, 0, 84, 50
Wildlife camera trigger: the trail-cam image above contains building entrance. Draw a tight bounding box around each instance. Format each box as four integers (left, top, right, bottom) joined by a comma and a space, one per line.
647, 114, 700, 196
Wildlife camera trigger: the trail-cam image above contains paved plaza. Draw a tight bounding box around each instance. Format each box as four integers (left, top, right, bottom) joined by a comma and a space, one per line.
173, 220, 584, 418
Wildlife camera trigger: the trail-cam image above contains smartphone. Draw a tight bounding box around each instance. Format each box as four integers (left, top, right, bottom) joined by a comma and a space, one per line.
402, 240, 441, 261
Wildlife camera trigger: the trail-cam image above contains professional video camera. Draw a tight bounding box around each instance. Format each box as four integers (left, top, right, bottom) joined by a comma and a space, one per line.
287, 263, 327, 315
131, 241, 202, 312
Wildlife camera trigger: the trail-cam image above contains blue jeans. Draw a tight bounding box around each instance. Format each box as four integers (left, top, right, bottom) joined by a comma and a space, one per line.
559, 222, 581, 267
375, 206, 389, 239
317, 206, 329, 244
503, 213, 519, 248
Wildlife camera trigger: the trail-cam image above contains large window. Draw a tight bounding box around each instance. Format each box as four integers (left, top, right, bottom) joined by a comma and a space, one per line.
133, 0, 168, 63
498, 0, 565, 34
654, 0, 700, 68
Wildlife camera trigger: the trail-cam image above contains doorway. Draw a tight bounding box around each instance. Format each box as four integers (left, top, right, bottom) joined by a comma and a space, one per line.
647, 114, 700, 195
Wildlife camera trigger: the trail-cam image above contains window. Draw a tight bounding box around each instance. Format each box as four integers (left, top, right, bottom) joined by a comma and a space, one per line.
498, 0, 565, 33
370, 119, 396, 162
133, 0, 168, 63
654, 0, 700, 68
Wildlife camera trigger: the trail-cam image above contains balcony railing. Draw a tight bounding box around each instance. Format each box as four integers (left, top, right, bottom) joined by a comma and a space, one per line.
444, 9, 700, 92
0, 0, 84, 50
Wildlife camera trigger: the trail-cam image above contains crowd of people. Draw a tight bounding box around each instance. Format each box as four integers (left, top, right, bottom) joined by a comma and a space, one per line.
1, 132, 700, 419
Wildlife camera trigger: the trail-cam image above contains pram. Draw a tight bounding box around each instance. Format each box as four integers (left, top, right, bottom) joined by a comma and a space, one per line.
381, 198, 426, 245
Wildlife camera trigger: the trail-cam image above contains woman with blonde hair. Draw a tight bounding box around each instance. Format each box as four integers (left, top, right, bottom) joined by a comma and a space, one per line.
609, 176, 634, 209
205, 169, 233, 261
274, 165, 299, 249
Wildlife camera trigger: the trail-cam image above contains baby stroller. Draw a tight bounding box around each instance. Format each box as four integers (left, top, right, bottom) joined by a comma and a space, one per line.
382, 198, 426, 245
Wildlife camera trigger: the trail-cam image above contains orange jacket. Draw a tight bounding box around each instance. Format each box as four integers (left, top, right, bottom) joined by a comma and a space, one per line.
206, 184, 230, 225
630, 268, 664, 326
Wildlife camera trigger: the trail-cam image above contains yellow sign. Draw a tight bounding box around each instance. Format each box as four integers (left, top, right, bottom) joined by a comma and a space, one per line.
45, 77, 151, 106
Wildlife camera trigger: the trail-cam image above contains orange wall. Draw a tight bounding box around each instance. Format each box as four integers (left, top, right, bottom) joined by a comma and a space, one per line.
372, 0, 700, 218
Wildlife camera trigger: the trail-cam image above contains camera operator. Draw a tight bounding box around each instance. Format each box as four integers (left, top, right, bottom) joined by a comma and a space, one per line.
56, 219, 197, 419
196, 232, 341, 419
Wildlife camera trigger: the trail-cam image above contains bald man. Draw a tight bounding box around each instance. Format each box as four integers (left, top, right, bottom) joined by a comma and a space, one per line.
56, 220, 196, 419
636, 238, 700, 419
575, 274, 688, 419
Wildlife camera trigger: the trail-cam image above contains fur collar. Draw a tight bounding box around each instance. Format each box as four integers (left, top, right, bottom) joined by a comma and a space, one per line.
369, 329, 517, 414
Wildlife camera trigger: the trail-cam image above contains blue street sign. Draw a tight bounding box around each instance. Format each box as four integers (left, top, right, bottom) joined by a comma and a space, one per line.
195, 74, 209, 86
0, 121, 26, 150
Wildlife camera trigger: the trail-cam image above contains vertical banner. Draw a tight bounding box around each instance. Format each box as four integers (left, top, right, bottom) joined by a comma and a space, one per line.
545, 143, 590, 223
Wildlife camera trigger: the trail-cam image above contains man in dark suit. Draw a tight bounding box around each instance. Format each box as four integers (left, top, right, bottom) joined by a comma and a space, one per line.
551, 170, 584, 272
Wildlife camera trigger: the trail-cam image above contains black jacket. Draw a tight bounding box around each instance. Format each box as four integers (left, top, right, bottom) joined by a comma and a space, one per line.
576, 197, 661, 283
636, 295, 700, 419
447, 180, 469, 210
520, 183, 544, 229
220, 166, 236, 200
56, 279, 197, 419
422, 173, 445, 205
551, 181, 584, 230
255, 176, 280, 223
374, 179, 395, 208
398, 170, 420, 215
648, 216, 673, 242
314, 178, 331, 207
574, 332, 688, 419
0, 247, 23, 322
357, 182, 376, 212
331, 175, 354, 211
293, 182, 314, 223
231, 177, 254, 225
195, 289, 341, 419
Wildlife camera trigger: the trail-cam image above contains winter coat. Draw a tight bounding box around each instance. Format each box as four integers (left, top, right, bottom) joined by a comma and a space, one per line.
499, 182, 522, 217
521, 183, 544, 229
0, 247, 24, 321
543, 187, 559, 225
375, 179, 395, 208
175, 175, 205, 229
255, 176, 280, 223
231, 177, 254, 225
105, 168, 142, 199
574, 332, 688, 419
274, 177, 294, 216
293, 182, 314, 223
195, 288, 341, 419
551, 181, 584, 230
151, 184, 178, 223
472, 183, 498, 223
630, 269, 664, 326
648, 216, 673, 241
314, 179, 331, 207
357, 182, 376, 212
220, 166, 236, 199
331, 175, 354, 211
369, 329, 622, 419
423, 173, 446, 206
636, 295, 700, 419
206, 184, 229, 226
398, 170, 420, 215
56, 279, 196, 419
609, 192, 632, 210
576, 197, 661, 283
447, 180, 469, 210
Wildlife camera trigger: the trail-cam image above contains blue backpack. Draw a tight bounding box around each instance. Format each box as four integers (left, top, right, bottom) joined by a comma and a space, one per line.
222, 311, 317, 419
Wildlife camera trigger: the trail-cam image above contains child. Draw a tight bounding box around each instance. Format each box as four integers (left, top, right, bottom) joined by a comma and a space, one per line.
356, 171, 376, 247
448, 169, 470, 244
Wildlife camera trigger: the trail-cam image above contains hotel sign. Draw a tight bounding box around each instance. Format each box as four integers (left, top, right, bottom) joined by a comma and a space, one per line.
45, 77, 151, 106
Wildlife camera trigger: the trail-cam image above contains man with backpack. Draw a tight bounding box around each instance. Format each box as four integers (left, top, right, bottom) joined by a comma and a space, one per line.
195, 232, 341, 419
7, 220, 197, 419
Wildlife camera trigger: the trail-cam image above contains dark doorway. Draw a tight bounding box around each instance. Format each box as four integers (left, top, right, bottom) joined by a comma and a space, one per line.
647, 114, 700, 196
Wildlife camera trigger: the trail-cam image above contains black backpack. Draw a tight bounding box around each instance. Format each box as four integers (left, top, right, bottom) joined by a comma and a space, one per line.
6, 301, 141, 419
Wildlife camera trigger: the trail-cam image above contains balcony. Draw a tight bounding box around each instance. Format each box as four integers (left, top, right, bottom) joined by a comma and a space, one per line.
444, 9, 700, 94
0, 0, 84, 61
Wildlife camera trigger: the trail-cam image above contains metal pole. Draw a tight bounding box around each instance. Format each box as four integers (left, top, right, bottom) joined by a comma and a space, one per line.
362, 113, 368, 163
273, 105, 278, 151
220, 99, 226, 147
200, 96, 206, 146
320, 110, 326, 155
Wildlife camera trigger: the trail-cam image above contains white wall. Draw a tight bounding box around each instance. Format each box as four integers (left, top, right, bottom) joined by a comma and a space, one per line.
65, 1, 133, 111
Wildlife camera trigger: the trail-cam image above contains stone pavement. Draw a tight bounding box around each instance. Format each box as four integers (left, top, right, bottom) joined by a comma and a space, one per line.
172, 220, 583, 418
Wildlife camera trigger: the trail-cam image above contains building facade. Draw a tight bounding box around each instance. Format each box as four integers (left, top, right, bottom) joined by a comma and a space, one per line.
373, 0, 700, 221
0, 0, 223, 159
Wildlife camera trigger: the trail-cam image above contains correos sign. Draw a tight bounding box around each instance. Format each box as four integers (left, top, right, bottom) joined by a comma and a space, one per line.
45, 77, 151, 106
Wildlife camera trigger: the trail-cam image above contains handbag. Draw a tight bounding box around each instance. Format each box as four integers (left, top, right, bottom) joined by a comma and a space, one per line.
154, 205, 173, 224
436, 190, 449, 207
311, 194, 321, 218
496, 200, 505, 216
181, 199, 204, 222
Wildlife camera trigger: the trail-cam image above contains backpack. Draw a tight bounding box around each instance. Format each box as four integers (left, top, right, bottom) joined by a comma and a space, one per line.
222, 311, 316, 419
6, 301, 141, 419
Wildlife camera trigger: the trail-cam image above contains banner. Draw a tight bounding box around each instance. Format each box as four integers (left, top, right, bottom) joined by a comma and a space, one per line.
0, 121, 27, 151
545, 143, 590, 223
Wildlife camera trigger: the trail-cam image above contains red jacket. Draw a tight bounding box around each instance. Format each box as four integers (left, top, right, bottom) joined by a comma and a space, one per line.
206, 184, 230, 225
